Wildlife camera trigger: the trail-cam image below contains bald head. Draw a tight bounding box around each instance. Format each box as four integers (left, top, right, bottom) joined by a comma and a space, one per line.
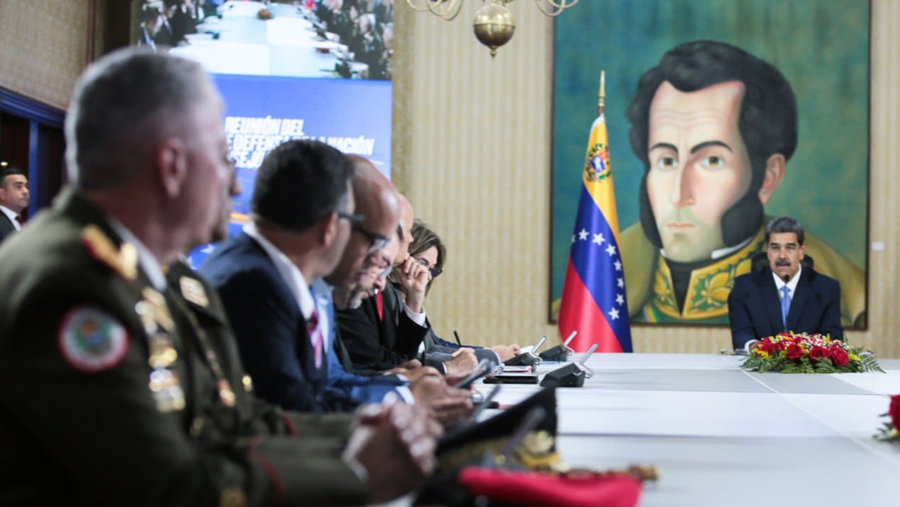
327, 156, 401, 307
350, 156, 400, 229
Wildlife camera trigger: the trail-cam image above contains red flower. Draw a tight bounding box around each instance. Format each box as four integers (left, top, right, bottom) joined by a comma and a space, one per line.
786, 343, 804, 360
756, 340, 773, 354
890, 395, 900, 430
808, 346, 828, 363
772, 340, 787, 352
830, 347, 849, 367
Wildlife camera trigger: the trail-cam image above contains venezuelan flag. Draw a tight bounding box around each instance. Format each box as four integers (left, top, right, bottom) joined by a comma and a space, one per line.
558, 100, 633, 353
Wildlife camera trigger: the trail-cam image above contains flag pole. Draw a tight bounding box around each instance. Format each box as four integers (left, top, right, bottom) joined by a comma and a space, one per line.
597, 70, 605, 115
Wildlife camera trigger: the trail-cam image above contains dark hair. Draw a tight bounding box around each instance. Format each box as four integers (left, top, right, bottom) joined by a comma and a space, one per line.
251, 139, 353, 232
66, 48, 209, 190
409, 219, 445, 270
627, 40, 798, 248
765, 216, 805, 246
0, 167, 26, 186
141, 6, 162, 23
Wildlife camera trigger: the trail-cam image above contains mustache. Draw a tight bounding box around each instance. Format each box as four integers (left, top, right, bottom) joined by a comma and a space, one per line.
775, 259, 791, 266
660, 207, 710, 228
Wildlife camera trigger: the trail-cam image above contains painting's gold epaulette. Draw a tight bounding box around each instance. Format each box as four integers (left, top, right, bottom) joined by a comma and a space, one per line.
80, 224, 138, 281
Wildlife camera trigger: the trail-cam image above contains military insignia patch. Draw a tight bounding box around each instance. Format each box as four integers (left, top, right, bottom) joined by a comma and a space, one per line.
180, 276, 209, 308
58, 307, 130, 372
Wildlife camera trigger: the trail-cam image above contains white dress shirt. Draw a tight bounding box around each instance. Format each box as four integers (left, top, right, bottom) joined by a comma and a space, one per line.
772, 264, 802, 302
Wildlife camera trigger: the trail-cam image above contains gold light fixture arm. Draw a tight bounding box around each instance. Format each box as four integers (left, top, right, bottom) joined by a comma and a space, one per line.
405, 0, 465, 21
533, 0, 579, 17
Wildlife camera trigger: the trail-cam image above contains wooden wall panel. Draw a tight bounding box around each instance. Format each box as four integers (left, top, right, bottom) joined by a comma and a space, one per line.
0, 0, 93, 109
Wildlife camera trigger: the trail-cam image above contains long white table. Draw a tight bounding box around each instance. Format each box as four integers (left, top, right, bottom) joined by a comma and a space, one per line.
475, 354, 900, 507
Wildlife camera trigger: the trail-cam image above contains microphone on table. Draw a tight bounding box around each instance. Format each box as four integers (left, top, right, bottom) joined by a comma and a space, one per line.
504, 336, 546, 367
540, 343, 598, 388
539, 330, 578, 362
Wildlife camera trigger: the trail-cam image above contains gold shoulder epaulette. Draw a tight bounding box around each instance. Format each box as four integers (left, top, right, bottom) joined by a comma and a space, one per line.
80, 225, 138, 281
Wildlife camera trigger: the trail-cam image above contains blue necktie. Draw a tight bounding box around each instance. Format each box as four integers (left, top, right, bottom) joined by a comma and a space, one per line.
780, 285, 791, 329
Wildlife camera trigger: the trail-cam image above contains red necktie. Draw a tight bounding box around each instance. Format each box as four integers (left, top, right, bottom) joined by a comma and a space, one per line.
14, 215, 24, 227
376, 291, 384, 321
307, 308, 323, 369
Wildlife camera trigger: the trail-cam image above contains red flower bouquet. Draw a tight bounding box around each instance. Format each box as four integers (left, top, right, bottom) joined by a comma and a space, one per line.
874, 395, 900, 444
741, 332, 882, 373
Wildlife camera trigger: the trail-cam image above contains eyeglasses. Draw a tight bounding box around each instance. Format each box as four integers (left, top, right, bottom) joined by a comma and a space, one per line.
377, 264, 393, 280
415, 258, 442, 278
352, 224, 391, 254
337, 211, 364, 224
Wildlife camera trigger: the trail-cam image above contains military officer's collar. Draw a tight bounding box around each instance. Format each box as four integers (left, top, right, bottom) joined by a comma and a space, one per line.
107, 217, 166, 291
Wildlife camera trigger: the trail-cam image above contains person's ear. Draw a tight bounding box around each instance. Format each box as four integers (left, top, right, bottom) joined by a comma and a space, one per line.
157, 137, 189, 199
320, 212, 340, 246
757, 153, 785, 206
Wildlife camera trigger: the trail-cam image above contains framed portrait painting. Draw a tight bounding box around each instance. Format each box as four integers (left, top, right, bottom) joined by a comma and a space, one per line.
549, 0, 870, 328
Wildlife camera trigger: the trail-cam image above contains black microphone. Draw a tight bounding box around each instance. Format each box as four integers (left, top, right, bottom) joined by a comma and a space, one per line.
540, 343, 598, 388
539, 330, 577, 362
504, 336, 546, 367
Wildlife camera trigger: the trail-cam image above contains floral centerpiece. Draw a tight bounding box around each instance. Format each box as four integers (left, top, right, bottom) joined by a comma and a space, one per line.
257, 8, 273, 20
741, 332, 883, 373
874, 395, 900, 444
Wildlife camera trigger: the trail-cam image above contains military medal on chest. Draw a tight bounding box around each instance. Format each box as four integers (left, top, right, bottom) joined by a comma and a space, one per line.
175, 275, 236, 408
82, 225, 188, 413
136, 287, 186, 413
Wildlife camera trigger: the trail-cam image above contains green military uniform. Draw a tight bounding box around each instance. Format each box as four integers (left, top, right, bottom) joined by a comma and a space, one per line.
0, 189, 368, 507
618, 222, 867, 327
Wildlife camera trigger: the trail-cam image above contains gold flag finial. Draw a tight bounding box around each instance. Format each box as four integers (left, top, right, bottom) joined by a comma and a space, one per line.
598, 70, 606, 114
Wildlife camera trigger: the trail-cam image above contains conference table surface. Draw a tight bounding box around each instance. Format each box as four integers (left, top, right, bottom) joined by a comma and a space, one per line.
171, 1, 355, 78
475, 353, 900, 507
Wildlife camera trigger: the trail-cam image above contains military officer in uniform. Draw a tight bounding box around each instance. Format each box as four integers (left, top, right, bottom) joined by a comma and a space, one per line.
0, 48, 437, 507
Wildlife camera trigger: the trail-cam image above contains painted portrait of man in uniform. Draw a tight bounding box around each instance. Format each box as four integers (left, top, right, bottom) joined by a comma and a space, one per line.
549, 0, 869, 328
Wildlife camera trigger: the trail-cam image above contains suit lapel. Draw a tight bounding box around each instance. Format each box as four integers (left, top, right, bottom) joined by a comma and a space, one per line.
240, 232, 324, 381
786, 269, 812, 331
760, 269, 784, 334
0, 212, 15, 236
380, 285, 401, 349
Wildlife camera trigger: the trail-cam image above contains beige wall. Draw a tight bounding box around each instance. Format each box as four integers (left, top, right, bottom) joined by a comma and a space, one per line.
394, 1, 900, 357
0, 0, 94, 110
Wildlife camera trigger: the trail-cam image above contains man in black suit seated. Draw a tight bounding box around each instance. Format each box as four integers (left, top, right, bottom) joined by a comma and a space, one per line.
0, 167, 29, 245
728, 216, 843, 351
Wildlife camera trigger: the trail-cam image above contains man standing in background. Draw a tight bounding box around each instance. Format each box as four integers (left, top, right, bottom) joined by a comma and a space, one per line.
0, 167, 29, 244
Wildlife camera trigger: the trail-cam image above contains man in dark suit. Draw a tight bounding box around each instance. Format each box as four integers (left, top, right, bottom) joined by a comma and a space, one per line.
337, 194, 484, 374
0, 48, 436, 506
317, 156, 473, 424
728, 216, 844, 350
200, 139, 371, 412
0, 167, 29, 244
